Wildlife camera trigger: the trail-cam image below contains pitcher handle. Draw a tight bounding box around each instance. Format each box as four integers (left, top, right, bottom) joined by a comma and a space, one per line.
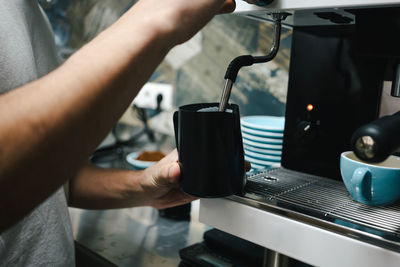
173, 111, 179, 152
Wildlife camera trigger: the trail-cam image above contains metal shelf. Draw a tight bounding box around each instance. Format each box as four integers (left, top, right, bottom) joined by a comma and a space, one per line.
199, 168, 400, 267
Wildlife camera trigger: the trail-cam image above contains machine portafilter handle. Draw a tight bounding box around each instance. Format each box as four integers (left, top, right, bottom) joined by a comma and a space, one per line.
218, 12, 289, 112
391, 64, 400, 97
351, 111, 400, 163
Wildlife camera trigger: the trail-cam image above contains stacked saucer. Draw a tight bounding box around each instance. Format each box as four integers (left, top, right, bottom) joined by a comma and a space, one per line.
241, 116, 285, 171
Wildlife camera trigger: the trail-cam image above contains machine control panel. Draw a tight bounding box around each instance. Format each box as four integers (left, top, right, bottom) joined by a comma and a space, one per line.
236, 0, 400, 26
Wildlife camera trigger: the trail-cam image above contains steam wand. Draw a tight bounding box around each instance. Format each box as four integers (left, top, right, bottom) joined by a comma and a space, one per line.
218, 12, 289, 112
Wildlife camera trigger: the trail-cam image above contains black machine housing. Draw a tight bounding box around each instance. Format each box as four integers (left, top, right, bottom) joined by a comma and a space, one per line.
281, 8, 400, 180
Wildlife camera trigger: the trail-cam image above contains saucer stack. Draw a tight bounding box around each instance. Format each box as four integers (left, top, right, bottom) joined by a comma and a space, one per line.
240, 116, 285, 171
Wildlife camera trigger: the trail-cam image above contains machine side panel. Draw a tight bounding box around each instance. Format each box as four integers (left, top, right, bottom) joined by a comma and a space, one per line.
281, 25, 385, 179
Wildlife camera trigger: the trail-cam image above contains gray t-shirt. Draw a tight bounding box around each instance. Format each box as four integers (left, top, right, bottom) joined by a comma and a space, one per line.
0, 0, 75, 265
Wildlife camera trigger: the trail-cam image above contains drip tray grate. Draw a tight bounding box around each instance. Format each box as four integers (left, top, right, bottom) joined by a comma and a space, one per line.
244, 168, 400, 239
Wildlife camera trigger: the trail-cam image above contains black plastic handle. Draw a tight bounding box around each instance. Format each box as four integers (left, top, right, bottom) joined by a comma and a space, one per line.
351, 111, 400, 162
224, 55, 255, 82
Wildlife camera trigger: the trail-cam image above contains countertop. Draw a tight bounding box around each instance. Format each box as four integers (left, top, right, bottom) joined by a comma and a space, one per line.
69, 201, 207, 266
69, 127, 208, 266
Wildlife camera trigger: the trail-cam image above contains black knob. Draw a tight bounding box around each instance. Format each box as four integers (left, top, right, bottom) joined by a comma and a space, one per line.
351, 111, 400, 163
296, 121, 317, 144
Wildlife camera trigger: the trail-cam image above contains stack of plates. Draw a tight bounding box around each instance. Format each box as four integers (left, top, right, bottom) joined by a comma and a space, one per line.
241, 116, 285, 171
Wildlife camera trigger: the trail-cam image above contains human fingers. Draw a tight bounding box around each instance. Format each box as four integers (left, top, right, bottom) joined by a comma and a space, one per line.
219, 0, 236, 14
141, 158, 198, 209
244, 0, 259, 4
150, 160, 181, 187
157, 149, 178, 165
138, 159, 181, 206
245, 160, 251, 172
153, 188, 198, 209
150, 149, 181, 185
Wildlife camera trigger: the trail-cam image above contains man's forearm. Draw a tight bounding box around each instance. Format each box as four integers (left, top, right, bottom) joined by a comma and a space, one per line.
0, 0, 231, 233
0, 2, 176, 232
70, 149, 196, 211
0, 22, 168, 232
68, 164, 146, 209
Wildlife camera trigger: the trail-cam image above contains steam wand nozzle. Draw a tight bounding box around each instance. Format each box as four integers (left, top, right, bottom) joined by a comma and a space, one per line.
218, 12, 289, 112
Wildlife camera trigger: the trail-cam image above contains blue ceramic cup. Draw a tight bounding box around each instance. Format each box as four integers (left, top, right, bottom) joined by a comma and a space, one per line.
340, 151, 400, 206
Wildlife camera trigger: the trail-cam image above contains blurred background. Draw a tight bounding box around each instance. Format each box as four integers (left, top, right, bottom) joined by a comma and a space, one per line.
39, 0, 291, 134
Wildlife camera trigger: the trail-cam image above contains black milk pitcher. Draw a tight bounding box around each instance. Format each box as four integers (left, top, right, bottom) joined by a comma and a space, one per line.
173, 103, 246, 197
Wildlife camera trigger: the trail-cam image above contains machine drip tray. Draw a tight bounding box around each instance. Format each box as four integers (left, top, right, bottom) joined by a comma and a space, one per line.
229, 168, 400, 252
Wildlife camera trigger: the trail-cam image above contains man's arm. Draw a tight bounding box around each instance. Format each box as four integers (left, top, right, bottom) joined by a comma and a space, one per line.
0, 0, 235, 233
69, 149, 195, 210
69, 148, 251, 210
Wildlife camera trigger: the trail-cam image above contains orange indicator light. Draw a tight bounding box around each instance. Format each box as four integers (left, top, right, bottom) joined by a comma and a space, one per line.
307, 104, 314, 111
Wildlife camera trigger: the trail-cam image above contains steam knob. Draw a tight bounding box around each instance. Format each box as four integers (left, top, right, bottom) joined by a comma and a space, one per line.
351, 111, 400, 163
296, 121, 317, 144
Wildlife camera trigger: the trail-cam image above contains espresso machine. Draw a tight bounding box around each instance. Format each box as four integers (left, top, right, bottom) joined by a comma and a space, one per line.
199, 1, 400, 266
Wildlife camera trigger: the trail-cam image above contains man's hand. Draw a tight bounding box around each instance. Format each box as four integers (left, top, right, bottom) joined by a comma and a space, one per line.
125, 0, 236, 47
138, 149, 197, 209
68, 149, 250, 211
138, 148, 251, 210
244, 0, 259, 4
219, 0, 236, 13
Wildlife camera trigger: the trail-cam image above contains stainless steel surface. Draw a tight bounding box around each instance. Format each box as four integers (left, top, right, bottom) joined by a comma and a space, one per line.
70, 132, 207, 267
218, 13, 286, 112
252, 13, 286, 64
263, 249, 289, 267
237, 0, 400, 10
70, 200, 207, 267
242, 168, 400, 251
235, 0, 400, 26
234, 0, 400, 28
199, 167, 400, 266
391, 64, 400, 97
218, 79, 234, 112
200, 196, 400, 267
